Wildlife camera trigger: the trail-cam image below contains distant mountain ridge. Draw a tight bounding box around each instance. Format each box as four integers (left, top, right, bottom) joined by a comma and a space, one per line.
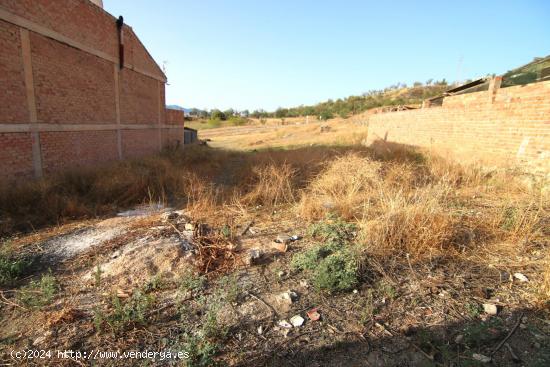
166, 105, 190, 113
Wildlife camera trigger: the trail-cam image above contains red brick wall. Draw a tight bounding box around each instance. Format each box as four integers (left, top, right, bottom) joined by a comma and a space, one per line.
121, 129, 160, 159
0, 0, 185, 181
0, 0, 164, 79
0, 20, 27, 123
119, 69, 160, 124
367, 81, 550, 172
161, 127, 185, 148
0, 133, 34, 178
31, 33, 116, 124
165, 109, 185, 125
40, 130, 119, 172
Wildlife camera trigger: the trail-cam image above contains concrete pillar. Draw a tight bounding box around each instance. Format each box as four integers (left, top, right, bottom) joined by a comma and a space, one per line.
20, 28, 43, 178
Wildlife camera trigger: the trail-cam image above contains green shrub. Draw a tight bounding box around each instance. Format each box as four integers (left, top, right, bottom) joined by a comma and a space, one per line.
291, 244, 333, 272
97, 290, 154, 332
0, 254, 31, 286
217, 274, 239, 304
293, 217, 361, 293
308, 216, 357, 246
313, 249, 358, 292
179, 270, 207, 294
180, 333, 218, 367
18, 272, 58, 307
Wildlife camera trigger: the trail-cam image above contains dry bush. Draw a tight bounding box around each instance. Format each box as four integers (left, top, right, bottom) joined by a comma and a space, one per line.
0, 146, 232, 235
242, 162, 297, 206
298, 153, 382, 220
358, 185, 488, 260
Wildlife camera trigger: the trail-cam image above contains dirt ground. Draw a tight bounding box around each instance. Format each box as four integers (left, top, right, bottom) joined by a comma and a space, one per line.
1, 122, 549, 366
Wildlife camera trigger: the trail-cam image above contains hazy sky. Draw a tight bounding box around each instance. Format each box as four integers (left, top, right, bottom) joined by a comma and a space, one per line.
103, 0, 550, 111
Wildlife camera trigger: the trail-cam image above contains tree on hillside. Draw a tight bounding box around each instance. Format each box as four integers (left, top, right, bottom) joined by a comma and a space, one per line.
211, 109, 226, 120
223, 109, 235, 118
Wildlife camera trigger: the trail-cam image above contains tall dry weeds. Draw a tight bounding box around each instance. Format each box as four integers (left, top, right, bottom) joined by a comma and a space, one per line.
298, 154, 381, 220
242, 163, 297, 206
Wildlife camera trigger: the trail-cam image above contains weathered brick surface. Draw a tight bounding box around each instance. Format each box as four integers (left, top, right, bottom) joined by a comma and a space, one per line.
161, 127, 184, 148
0, 0, 164, 79
40, 130, 118, 173
121, 129, 160, 159
367, 81, 550, 172
31, 32, 116, 124
165, 109, 185, 125
0, 0, 186, 180
119, 69, 160, 124
0, 20, 27, 123
0, 133, 34, 178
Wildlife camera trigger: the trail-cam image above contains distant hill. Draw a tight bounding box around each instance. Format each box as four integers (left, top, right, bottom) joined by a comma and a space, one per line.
166, 105, 191, 114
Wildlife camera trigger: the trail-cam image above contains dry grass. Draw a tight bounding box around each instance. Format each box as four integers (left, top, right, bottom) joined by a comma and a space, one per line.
543, 253, 550, 300
298, 154, 381, 220
242, 163, 297, 206
1, 135, 548, 300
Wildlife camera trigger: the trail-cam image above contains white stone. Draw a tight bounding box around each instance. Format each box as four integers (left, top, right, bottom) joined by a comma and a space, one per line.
290, 315, 305, 327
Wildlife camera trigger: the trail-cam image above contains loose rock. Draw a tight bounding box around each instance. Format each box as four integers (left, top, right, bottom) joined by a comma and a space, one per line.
276, 234, 292, 244
290, 315, 305, 327
483, 303, 498, 315
513, 273, 529, 282
246, 249, 262, 265
279, 290, 299, 304
278, 320, 293, 329
472, 353, 492, 363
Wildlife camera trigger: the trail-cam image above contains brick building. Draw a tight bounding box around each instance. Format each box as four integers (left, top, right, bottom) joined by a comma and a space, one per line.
0, 0, 185, 180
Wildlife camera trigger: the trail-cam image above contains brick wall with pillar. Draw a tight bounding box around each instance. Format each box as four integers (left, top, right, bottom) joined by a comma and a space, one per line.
0, 0, 184, 181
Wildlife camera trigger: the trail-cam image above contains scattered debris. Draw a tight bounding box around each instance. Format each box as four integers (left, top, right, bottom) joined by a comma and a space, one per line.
246, 248, 262, 265
454, 334, 464, 344
275, 234, 292, 244
513, 273, 529, 282
307, 308, 321, 321
184, 223, 195, 231
290, 315, 305, 327
483, 303, 499, 315
278, 320, 293, 329
257, 325, 263, 335
472, 353, 492, 363
279, 290, 299, 304
290, 235, 301, 241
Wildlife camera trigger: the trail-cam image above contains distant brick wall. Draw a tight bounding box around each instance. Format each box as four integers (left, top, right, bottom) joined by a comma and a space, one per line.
0, 0, 185, 181
165, 109, 185, 125
367, 80, 550, 172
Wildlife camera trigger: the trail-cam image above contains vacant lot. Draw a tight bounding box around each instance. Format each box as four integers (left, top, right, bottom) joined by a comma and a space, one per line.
1, 119, 549, 366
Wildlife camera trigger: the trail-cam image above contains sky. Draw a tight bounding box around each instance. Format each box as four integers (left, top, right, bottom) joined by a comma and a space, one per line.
103, 0, 550, 112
